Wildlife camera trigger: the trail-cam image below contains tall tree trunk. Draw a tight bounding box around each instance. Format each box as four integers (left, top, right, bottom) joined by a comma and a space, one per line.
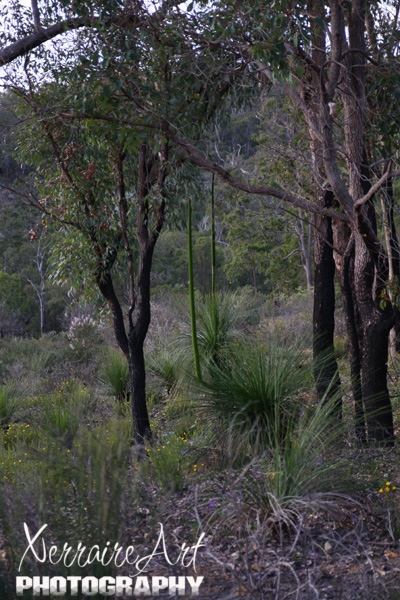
333, 229, 365, 442
313, 190, 341, 415
309, 0, 340, 416
354, 233, 394, 441
337, 0, 394, 441
127, 238, 155, 443
125, 142, 167, 444
96, 144, 168, 445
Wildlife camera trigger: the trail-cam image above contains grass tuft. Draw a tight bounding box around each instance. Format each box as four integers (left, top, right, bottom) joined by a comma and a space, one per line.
99, 348, 130, 406
194, 340, 311, 447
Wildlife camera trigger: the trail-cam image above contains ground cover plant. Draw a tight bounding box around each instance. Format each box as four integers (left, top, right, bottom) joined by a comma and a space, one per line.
0, 292, 400, 599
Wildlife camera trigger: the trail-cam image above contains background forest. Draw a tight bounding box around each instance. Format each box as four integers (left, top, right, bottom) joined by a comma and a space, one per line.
2, 1, 400, 599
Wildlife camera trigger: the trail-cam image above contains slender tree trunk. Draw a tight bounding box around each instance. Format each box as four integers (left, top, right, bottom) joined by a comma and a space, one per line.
128, 238, 153, 443
380, 177, 400, 356
306, 221, 313, 288
381, 193, 397, 361
128, 341, 151, 443
308, 0, 340, 416
312, 190, 341, 416
39, 270, 46, 335
334, 231, 365, 442
252, 264, 258, 294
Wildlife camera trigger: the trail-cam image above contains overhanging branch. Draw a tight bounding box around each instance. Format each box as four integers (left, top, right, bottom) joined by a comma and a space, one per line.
167, 129, 351, 224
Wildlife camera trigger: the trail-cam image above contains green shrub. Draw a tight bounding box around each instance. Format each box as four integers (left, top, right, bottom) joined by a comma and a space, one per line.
141, 431, 195, 492
2, 422, 38, 449
195, 292, 252, 365
0, 422, 131, 583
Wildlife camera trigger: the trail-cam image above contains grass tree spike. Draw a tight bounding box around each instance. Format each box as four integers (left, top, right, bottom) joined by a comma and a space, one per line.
211, 173, 216, 301
187, 196, 202, 381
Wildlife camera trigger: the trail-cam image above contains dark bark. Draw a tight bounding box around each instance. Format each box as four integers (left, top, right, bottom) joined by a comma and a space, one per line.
312, 190, 341, 415
128, 243, 154, 443
129, 343, 151, 444
354, 233, 395, 442
95, 144, 167, 445
361, 314, 394, 441
96, 265, 152, 444
309, 1, 340, 417
354, 165, 394, 442
331, 0, 395, 443
96, 273, 129, 358
126, 142, 167, 444
338, 234, 365, 442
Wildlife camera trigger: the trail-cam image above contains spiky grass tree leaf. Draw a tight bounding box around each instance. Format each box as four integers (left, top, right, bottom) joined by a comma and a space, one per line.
99, 348, 130, 404
176, 291, 257, 372
193, 339, 311, 448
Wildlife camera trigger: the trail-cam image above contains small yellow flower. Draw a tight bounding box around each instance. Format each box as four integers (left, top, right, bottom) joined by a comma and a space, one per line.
393, 486, 397, 491
385, 487, 390, 492
386, 481, 391, 486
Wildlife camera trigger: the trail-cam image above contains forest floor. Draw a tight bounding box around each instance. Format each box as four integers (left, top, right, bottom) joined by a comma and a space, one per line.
1, 291, 400, 599
113, 453, 400, 600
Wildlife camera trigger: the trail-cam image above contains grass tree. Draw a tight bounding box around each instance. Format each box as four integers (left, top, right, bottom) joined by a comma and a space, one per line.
187, 195, 202, 381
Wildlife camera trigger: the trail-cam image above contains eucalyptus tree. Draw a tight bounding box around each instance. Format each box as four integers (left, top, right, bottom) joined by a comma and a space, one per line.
155, 0, 400, 441
7, 0, 241, 443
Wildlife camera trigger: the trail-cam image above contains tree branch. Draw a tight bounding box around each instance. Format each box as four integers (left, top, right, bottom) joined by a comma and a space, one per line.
0, 1, 186, 67
354, 164, 400, 209
166, 129, 350, 224
0, 17, 96, 66
31, 0, 42, 31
